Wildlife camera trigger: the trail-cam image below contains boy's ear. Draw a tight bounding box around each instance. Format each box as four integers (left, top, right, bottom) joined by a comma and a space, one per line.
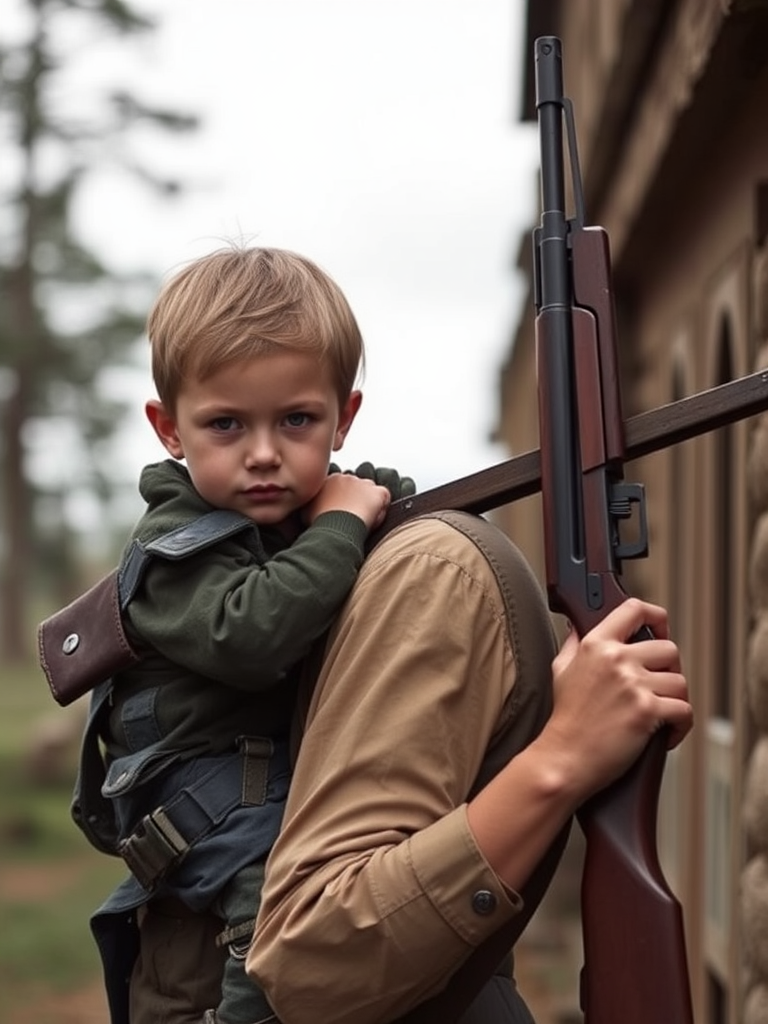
145, 399, 184, 459
333, 390, 362, 451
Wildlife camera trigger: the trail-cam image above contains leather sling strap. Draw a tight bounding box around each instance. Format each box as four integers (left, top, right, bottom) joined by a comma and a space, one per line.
393, 511, 570, 1024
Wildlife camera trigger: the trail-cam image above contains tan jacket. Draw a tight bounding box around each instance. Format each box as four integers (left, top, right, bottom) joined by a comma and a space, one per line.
249, 514, 563, 1024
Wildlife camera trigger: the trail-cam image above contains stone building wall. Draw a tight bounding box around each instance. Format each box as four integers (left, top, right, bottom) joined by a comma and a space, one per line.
742, 249, 768, 1024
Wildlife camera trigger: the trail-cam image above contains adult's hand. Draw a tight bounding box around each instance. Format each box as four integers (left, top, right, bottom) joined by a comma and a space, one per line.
467, 597, 692, 891
547, 597, 692, 800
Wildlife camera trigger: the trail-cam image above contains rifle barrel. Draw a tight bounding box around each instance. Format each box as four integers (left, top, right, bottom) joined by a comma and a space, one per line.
374, 369, 768, 540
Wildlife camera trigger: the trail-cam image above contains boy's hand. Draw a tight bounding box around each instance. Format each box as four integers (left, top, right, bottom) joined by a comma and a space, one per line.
328, 461, 417, 501
305, 473, 391, 530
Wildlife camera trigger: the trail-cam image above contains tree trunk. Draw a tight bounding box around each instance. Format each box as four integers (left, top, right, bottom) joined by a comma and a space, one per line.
1, 372, 31, 662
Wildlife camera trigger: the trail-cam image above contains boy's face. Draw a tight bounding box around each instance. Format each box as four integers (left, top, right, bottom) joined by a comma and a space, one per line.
146, 350, 360, 527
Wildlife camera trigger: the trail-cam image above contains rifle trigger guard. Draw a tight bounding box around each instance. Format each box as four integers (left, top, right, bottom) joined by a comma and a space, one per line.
610, 482, 649, 560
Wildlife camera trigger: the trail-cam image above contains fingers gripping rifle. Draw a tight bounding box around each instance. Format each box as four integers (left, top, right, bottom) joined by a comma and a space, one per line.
533, 36, 693, 1024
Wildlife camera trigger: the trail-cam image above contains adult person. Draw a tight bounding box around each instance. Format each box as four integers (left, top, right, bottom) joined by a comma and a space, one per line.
247, 510, 692, 1024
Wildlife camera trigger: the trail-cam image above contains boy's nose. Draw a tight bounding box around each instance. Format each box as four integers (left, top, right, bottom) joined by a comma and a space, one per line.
245, 431, 280, 468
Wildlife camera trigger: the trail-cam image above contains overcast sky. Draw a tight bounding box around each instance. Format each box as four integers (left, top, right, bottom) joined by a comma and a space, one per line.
21, 0, 542, 522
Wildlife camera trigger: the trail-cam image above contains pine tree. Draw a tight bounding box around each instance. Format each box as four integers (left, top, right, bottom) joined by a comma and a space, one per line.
0, 0, 198, 660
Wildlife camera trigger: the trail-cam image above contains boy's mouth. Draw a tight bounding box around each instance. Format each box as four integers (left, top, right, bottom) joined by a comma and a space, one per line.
243, 483, 285, 498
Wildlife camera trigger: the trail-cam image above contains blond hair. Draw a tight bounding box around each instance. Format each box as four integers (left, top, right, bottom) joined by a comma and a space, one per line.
147, 245, 364, 408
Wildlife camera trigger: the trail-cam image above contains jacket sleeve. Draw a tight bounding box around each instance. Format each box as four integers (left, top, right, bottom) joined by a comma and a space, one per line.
126, 510, 368, 689
247, 518, 526, 1024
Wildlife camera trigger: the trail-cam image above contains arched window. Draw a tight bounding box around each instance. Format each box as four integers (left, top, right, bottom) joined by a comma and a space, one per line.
669, 362, 686, 640
660, 355, 691, 890
712, 323, 735, 722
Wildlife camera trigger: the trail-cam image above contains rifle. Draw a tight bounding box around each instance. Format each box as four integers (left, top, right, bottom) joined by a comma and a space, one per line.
377, 365, 768, 532
377, 32, 768, 1024
532, 35, 693, 1023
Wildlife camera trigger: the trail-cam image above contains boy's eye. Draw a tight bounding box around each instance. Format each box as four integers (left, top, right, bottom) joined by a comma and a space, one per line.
285, 412, 311, 428
210, 416, 239, 432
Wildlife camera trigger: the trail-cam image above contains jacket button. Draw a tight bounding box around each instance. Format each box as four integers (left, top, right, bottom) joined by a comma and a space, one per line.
62, 633, 80, 655
471, 889, 497, 915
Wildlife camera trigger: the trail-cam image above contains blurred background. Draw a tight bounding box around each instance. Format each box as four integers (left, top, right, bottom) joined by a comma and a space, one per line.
1, 0, 539, 634
5, 1, 768, 1023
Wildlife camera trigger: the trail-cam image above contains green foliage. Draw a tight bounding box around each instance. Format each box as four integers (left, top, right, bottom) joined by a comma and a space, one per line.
0, 659, 125, 1020
0, 854, 121, 985
1, 660, 55, 751
0, 660, 83, 855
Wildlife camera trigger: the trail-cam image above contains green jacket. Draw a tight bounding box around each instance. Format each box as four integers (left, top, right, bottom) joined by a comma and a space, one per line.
107, 459, 369, 764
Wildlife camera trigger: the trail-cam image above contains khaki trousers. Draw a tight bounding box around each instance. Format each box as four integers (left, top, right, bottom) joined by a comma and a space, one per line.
129, 899, 225, 1024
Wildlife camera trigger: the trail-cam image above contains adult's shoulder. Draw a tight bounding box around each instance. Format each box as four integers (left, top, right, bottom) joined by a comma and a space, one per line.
366, 511, 534, 597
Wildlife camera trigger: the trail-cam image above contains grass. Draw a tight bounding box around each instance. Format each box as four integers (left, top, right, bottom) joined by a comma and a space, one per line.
0, 660, 125, 1022
0, 848, 124, 982
2, 661, 54, 753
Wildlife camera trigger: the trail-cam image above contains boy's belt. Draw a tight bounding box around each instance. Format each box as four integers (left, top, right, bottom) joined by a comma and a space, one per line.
119, 736, 275, 892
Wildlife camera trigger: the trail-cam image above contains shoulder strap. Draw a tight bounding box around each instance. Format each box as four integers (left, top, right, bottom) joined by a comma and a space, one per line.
393, 511, 570, 1024
430, 511, 558, 792
71, 680, 122, 854
118, 510, 255, 607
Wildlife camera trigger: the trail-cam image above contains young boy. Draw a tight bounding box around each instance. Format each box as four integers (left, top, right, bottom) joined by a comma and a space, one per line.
65, 246, 413, 1024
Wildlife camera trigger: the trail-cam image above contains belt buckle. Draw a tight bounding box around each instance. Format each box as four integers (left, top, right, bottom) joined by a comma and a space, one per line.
119, 808, 188, 891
